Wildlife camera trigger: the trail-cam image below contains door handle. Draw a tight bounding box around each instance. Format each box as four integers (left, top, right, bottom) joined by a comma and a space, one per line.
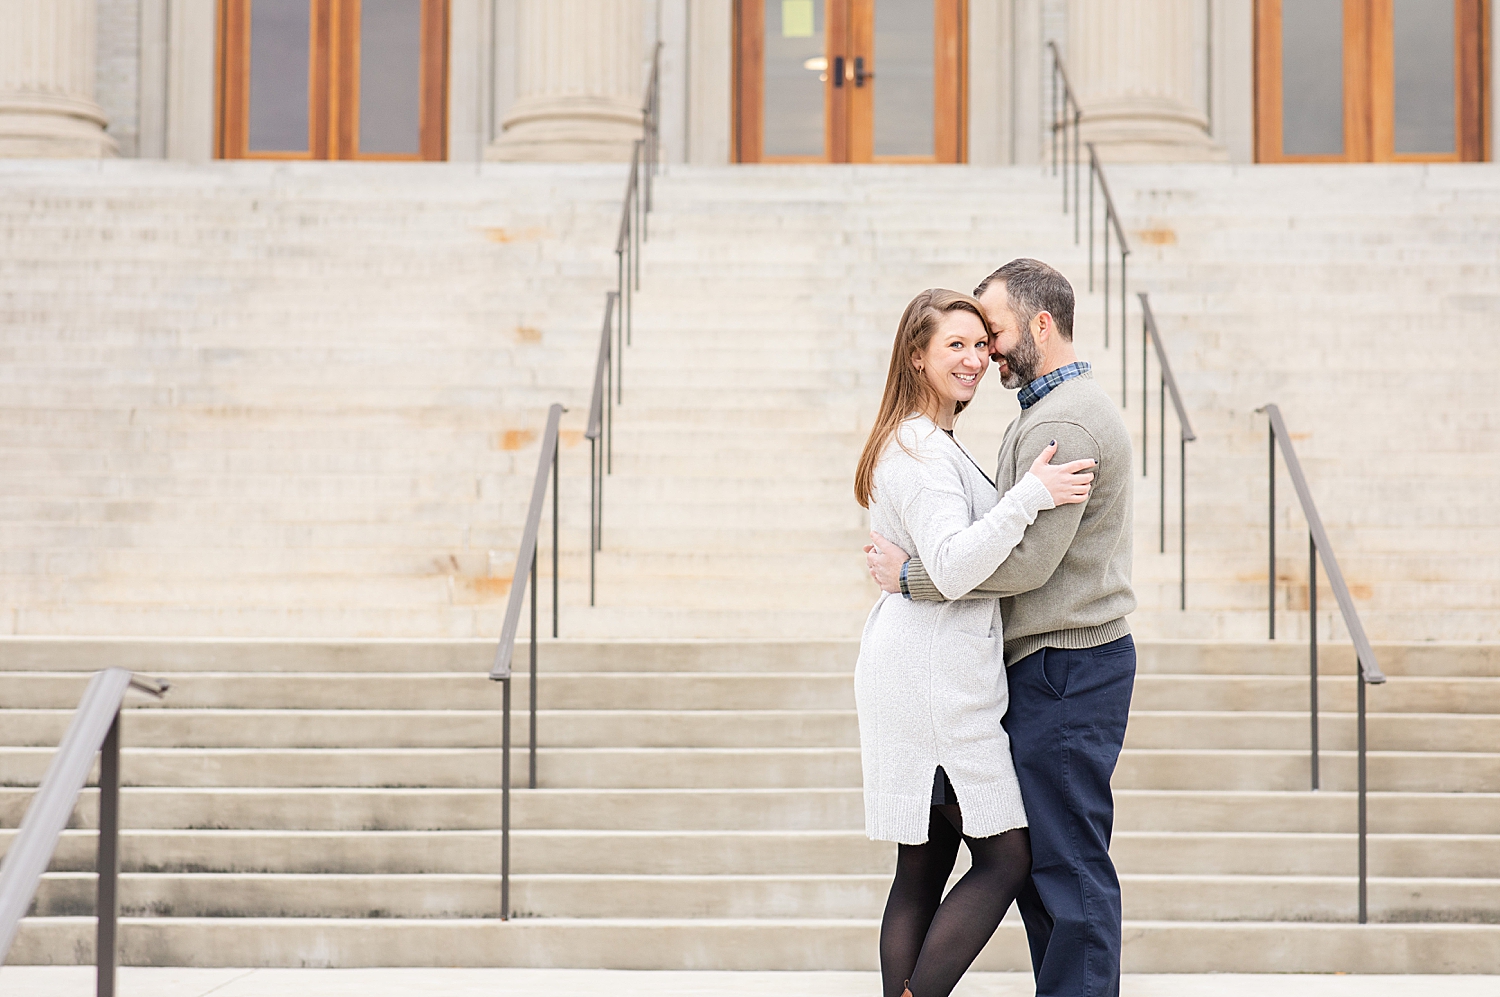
833, 56, 844, 87
855, 57, 873, 87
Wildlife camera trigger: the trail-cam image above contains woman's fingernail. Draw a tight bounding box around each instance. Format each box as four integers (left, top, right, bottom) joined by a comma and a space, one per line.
1049, 439, 1056, 446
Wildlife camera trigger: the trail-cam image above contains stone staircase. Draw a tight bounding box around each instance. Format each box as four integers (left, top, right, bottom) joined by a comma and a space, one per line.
1112, 163, 1500, 642
3, 161, 1499, 973
6, 162, 1494, 639
0, 160, 625, 638
3, 636, 1498, 971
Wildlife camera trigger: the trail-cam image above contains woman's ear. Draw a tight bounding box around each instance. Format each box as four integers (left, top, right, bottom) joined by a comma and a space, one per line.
910, 349, 924, 372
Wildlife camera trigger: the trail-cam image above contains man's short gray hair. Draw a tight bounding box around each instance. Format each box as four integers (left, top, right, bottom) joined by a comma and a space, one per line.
973, 258, 1075, 342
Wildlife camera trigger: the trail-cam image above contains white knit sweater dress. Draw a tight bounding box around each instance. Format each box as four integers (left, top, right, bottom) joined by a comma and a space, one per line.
856, 414, 1055, 845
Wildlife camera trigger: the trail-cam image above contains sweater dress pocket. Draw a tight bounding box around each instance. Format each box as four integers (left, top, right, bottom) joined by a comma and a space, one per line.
933, 630, 1011, 751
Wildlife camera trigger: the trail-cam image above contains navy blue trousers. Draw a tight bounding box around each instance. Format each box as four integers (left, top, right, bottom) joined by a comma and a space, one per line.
1002, 635, 1136, 997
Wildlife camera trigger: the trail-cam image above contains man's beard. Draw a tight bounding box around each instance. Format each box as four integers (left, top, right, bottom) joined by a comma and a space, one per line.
998, 329, 1041, 389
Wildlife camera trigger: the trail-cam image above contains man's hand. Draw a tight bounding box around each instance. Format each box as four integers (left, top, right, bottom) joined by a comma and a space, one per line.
865, 531, 911, 594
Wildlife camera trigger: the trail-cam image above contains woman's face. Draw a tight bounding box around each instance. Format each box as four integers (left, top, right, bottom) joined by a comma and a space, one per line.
916, 309, 990, 409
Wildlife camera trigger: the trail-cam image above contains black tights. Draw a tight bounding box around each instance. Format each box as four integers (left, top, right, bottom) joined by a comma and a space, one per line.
879, 805, 1032, 997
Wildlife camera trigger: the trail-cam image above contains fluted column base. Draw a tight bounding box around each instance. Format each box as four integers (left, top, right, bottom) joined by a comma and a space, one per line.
0, 93, 117, 158
1081, 96, 1227, 163
487, 95, 643, 162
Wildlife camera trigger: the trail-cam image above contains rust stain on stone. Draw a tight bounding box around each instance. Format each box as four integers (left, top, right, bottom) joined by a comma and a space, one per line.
498, 429, 537, 451
465, 576, 513, 599
1136, 228, 1177, 246
515, 326, 542, 343
483, 226, 547, 243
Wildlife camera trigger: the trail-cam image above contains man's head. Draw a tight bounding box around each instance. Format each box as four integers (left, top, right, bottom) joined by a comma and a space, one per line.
973, 258, 1076, 389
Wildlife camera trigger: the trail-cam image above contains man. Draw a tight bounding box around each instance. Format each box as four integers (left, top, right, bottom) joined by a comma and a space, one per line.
866, 258, 1136, 997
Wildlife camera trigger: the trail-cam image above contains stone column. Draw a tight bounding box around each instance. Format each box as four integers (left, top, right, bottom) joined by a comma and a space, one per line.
0, 0, 117, 157
488, 0, 647, 162
1065, 0, 1226, 162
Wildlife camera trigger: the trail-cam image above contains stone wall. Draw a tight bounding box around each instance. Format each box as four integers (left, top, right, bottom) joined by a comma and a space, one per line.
95, 0, 140, 157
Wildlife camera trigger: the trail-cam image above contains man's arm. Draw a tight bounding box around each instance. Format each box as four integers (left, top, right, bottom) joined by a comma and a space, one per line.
905, 421, 1100, 601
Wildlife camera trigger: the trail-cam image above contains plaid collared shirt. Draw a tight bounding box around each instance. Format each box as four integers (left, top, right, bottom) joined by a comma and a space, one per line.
1016, 361, 1091, 410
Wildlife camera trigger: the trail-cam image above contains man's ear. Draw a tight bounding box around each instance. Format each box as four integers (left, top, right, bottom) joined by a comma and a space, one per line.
1034, 310, 1053, 346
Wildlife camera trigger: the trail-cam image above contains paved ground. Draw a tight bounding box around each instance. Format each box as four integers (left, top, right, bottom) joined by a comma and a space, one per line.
1, 969, 1496, 996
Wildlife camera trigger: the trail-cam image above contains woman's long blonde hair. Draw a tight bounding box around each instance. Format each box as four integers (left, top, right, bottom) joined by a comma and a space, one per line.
855, 288, 990, 508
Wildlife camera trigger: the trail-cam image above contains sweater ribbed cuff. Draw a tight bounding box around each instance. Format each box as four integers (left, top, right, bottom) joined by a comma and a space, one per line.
903, 557, 943, 601
1013, 471, 1055, 514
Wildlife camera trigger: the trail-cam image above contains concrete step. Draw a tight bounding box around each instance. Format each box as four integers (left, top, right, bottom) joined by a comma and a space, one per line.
5, 670, 1499, 714
13, 828, 1497, 879
5, 741, 1500, 794
7, 706, 1494, 753
2, 638, 1488, 677
3, 786, 1494, 834
7, 915, 1499, 972
23, 870, 1500, 923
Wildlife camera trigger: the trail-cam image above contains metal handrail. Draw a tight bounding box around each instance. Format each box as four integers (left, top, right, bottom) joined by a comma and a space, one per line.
1050, 45, 1187, 610
0, 668, 168, 996
586, 292, 619, 605
614, 42, 664, 364
1049, 45, 1130, 382
1047, 40, 1082, 245
1257, 402, 1386, 924
595, 41, 663, 602
1087, 143, 1131, 382
1138, 294, 1196, 609
484, 40, 663, 922
487, 402, 562, 921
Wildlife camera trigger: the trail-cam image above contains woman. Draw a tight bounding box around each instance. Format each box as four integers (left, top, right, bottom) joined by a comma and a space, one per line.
853, 289, 1093, 997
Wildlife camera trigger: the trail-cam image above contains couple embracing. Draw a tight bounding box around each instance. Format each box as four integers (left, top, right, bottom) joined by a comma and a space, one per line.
854, 258, 1137, 997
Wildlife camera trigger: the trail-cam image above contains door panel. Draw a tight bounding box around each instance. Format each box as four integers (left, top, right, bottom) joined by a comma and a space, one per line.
1256, 0, 1487, 162
218, 0, 447, 161
872, 0, 936, 158
1391, 0, 1457, 154
735, 0, 965, 163
1278, 0, 1346, 157
763, 0, 828, 158
247, 0, 314, 153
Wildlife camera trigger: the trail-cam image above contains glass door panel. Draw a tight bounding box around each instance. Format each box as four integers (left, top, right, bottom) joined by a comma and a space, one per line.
1256, 0, 1487, 163
1279, 0, 1345, 156
735, 0, 964, 164
357, 0, 425, 155
247, 0, 313, 153
1391, 0, 1456, 155
873, 0, 936, 158
763, 0, 827, 158
218, 0, 447, 161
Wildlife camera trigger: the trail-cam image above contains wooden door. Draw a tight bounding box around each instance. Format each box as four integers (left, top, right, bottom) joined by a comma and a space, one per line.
1256, 0, 1488, 162
218, 0, 448, 161
735, 0, 966, 163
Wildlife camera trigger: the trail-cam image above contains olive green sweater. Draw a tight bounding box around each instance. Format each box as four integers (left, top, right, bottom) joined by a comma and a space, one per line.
903, 372, 1136, 665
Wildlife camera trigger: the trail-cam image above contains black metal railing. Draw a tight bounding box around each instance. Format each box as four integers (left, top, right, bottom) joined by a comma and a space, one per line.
486, 41, 663, 921
1138, 294, 1195, 609
1051, 44, 1188, 609
487, 402, 562, 922
0, 668, 168, 996
592, 40, 662, 602
612, 41, 663, 369
1258, 403, 1387, 924
1048, 40, 1082, 246
1049, 45, 1130, 393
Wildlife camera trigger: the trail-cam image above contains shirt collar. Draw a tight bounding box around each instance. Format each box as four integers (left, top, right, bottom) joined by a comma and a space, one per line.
1017, 361, 1091, 410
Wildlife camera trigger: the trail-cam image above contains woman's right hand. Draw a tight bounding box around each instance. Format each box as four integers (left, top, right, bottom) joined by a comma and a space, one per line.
1028, 440, 1096, 506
